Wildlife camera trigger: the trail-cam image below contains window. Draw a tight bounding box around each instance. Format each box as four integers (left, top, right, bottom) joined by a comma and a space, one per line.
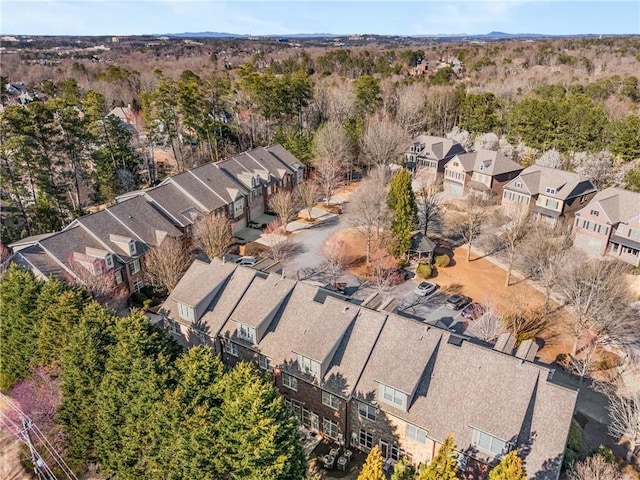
322, 391, 340, 410
359, 430, 373, 449
177, 302, 195, 321
133, 278, 144, 293
629, 228, 640, 240
405, 424, 427, 444
129, 240, 137, 256
545, 187, 556, 194
471, 428, 510, 457
358, 402, 377, 421
590, 209, 599, 216
623, 246, 640, 256
115, 269, 123, 285
237, 322, 255, 342
515, 181, 522, 189
233, 198, 243, 218
390, 445, 410, 462
225, 341, 238, 357
282, 373, 297, 391
167, 319, 180, 335
259, 355, 272, 371
323, 418, 339, 440
105, 254, 114, 270
545, 198, 559, 209
129, 258, 141, 275
379, 383, 407, 410
297, 354, 320, 378
453, 162, 459, 167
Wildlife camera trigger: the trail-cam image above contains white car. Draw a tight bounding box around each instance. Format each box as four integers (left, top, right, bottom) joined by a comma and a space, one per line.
235, 256, 258, 266
414, 281, 437, 297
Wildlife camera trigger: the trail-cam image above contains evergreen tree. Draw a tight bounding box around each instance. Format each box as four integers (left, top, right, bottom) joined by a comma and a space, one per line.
357, 445, 385, 480
417, 434, 459, 480
96, 311, 180, 480
0, 265, 43, 388
488, 450, 526, 480
214, 362, 306, 480
388, 168, 418, 257
57, 302, 116, 470
391, 455, 416, 480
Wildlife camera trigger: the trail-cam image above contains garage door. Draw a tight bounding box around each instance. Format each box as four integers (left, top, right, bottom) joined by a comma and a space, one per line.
444, 180, 464, 197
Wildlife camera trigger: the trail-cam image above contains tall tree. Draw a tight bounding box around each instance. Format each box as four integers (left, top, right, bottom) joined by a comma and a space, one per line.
144, 236, 193, 291
268, 189, 300, 227
453, 196, 486, 262
353, 75, 382, 117
313, 155, 344, 207
415, 180, 443, 236
417, 434, 459, 480
193, 213, 233, 260
387, 168, 418, 257
488, 450, 526, 480
493, 209, 530, 287
391, 456, 416, 480
294, 180, 321, 220
603, 382, 640, 463
359, 116, 410, 167
213, 362, 306, 480
357, 445, 385, 480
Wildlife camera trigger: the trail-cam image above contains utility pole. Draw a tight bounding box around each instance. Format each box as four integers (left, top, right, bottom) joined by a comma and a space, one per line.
19, 416, 57, 480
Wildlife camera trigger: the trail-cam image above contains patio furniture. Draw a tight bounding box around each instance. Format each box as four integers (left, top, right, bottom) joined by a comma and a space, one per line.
337, 455, 348, 471
323, 454, 335, 469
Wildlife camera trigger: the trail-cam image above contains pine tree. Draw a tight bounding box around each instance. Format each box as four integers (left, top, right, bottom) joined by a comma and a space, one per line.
388, 168, 418, 257
0, 265, 43, 388
58, 302, 116, 470
488, 450, 527, 480
357, 445, 385, 480
214, 362, 306, 480
417, 434, 459, 480
96, 311, 180, 480
391, 456, 416, 480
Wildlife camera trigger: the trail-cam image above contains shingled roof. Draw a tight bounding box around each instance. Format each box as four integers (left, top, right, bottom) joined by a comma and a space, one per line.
581, 187, 640, 224
504, 165, 596, 201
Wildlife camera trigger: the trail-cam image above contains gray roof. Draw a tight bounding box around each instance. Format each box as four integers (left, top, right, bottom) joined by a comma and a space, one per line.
410, 232, 436, 253
166, 171, 231, 212
580, 187, 640, 225
12, 245, 68, 281
448, 150, 523, 177
145, 183, 203, 227
40, 225, 107, 268
170, 258, 236, 307
188, 162, 248, 203
409, 135, 466, 161
8, 232, 55, 250
265, 144, 304, 171
504, 165, 596, 201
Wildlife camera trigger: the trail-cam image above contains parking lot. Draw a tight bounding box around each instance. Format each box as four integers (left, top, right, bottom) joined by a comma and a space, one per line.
394, 287, 471, 335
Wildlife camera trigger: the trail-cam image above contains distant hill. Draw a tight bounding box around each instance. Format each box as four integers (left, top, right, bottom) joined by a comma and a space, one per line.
157, 32, 338, 39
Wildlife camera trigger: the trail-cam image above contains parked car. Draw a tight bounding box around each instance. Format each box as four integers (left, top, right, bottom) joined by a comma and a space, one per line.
414, 281, 437, 297
461, 302, 486, 320
445, 294, 471, 310
235, 256, 258, 266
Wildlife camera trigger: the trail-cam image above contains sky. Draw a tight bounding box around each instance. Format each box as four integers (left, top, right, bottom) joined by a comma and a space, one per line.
1, 0, 639, 37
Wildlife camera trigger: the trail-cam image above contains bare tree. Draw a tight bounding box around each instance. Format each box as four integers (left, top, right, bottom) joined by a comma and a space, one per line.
568, 454, 621, 480
64, 256, 127, 310
446, 126, 472, 150
346, 167, 390, 263
194, 212, 233, 260
602, 381, 640, 463
557, 258, 634, 355
536, 149, 564, 169
394, 82, 427, 134
314, 120, 354, 173
571, 151, 615, 190
143, 236, 193, 291
268, 189, 299, 228
359, 115, 410, 167
567, 340, 599, 385
415, 180, 443, 237
367, 249, 403, 295
263, 219, 298, 264
493, 209, 530, 286
321, 234, 354, 286
466, 297, 504, 343
452, 196, 486, 262
294, 180, 321, 220
313, 155, 344, 207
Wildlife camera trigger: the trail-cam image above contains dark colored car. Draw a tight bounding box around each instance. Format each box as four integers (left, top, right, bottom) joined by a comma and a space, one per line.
445, 294, 471, 310
461, 302, 486, 320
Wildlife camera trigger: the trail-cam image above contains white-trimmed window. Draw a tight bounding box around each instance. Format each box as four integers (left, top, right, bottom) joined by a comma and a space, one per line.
359, 430, 373, 449
358, 402, 376, 421
225, 341, 238, 357
390, 444, 410, 462
237, 322, 255, 342
322, 391, 340, 410
233, 198, 243, 218
129, 240, 137, 256
115, 269, 123, 285
297, 354, 320, 378
545, 187, 556, 195
105, 254, 114, 270
129, 258, 141, 275
167, 319, 180, 335
177, 302, 195, 321
515, 181, 522, 189
471, 428, 510, 457
259, 355, 272, 371
133, 278, 144, 293
282, 373, 297, 391
545, 198, 559, 209
379, 383, 407, 410
406, 423, 427, 444
323, 418, 339, 440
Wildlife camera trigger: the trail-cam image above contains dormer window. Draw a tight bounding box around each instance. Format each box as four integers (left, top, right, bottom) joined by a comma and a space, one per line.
129, 240, 137, 256
471, 427, 511, 457
237, 322, 255, 342
515, 181, 522, 188
297, 354, 320, 378
379, 383, 407, 410
177, 302, 195, 322
545, 187, 556, 195
105, 254, 114, 270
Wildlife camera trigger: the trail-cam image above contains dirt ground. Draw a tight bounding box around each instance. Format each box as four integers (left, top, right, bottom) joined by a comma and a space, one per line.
0, 399, 30, 480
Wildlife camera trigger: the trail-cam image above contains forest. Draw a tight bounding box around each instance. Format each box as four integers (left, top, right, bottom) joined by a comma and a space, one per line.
1, 35, 640, 245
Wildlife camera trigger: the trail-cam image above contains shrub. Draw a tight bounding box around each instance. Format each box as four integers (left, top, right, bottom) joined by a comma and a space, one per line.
242, 242, 269, 257
434, 254, 451, 268
143, 299, 153, 310
566, 419, 583, 453
588, 446, 615, 463
130, 292, 146, 306
416, 262, 433, 278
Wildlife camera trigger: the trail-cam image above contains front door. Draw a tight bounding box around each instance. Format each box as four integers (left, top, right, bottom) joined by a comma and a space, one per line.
310, 412, 319, 431
379, 440, 389, 459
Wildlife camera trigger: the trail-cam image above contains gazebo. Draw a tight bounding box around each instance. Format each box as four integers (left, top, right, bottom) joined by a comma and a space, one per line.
409, 232, 436, 263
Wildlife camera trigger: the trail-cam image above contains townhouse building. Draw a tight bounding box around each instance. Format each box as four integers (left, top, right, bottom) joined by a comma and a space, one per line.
405, 135, 467, 183
160, 258, 578, 480
572, 187, 640, 266
501, 165, 597, 227
443, 150, 523, 198
9, 144, 305, 296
